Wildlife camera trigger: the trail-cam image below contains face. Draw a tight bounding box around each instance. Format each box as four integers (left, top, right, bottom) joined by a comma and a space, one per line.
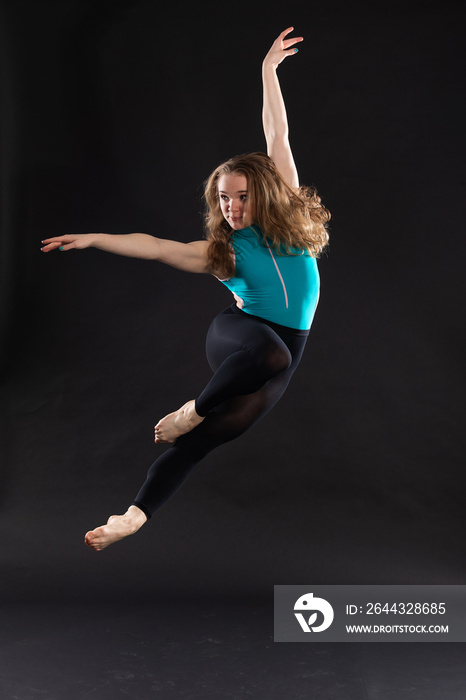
217, 173, 254, 230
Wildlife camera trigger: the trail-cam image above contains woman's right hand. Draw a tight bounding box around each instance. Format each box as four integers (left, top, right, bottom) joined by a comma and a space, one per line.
41, 233, 97, 253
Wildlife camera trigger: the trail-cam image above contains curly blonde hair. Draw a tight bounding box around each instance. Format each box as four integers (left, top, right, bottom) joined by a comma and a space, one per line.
203, 152, 330, 278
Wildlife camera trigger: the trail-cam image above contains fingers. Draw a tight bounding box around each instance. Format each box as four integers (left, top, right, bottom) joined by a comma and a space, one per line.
279, 26, 303, 47
40, 241, 65, 252
264, 27, 303, 65
40, 240, 72, 252
42, 235, 71, 243
57, 243, 76, 251
279, 27, 295, 40
42, 235, 75, 245
283, 36, 303, 50
41, 234, 77, 252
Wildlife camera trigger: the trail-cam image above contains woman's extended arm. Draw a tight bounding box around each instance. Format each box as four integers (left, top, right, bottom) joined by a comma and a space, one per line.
262, 27, 303, 189
41, 233, 213, 274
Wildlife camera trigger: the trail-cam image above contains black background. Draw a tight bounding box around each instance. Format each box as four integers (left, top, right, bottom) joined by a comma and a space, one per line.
1, 0, 466, 697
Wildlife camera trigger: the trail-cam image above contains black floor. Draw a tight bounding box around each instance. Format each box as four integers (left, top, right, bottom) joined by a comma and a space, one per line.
1, 598, 465, 700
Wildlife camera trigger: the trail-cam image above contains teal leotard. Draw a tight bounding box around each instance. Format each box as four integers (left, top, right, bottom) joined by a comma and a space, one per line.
219, 225, 320, 331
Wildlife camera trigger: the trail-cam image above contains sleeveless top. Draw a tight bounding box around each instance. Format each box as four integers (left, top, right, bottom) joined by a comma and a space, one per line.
219, 225, 320, 331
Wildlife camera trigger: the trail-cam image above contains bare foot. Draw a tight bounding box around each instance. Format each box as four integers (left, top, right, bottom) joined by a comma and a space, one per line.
154, 399, 204, 444
84, 505, 147, 552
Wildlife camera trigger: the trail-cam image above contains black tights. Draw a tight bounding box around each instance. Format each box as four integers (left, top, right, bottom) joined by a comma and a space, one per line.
132, 305, 308, 518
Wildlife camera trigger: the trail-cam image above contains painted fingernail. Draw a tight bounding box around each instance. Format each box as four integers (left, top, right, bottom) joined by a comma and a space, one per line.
294, 48, 299, 53
59, 246, 64, 250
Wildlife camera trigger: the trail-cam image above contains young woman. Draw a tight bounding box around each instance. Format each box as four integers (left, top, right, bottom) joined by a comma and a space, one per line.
41, 28, 330, 551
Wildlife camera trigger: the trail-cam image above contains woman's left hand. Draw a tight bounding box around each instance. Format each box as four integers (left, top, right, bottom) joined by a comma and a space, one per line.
263, 27, 303, 70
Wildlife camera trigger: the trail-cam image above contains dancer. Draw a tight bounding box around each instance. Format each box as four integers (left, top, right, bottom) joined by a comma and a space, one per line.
41, 27, 330, 551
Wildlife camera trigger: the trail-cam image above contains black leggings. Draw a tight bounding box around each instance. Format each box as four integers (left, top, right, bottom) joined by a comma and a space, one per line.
132, 305, 308, 518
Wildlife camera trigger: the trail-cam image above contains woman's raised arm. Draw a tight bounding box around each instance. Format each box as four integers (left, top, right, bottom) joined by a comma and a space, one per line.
41, 233, 213, 274
262, 27, 303, 189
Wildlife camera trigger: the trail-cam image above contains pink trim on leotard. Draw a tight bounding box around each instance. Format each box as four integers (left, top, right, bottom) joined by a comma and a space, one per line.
266, 243, 289, 309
